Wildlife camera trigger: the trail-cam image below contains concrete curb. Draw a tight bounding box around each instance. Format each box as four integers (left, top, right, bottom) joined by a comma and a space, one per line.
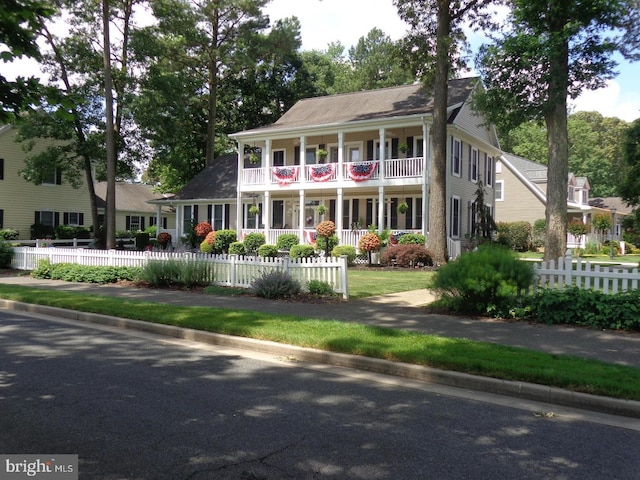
3, 299, 640, 419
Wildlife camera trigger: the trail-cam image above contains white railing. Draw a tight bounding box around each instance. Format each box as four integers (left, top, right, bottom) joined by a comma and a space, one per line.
10, 247, 349, 299
532, 250, 640, 294
242, 167, 267, 185
385, 157, 424, 178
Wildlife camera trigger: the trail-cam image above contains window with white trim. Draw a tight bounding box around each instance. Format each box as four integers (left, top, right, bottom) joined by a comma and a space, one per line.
470, 147, 479, 183
450, 196, 461, 238
485, 154, 494, 187
42, 168, 61, 185
495, 180, 504, 201
128, 215, 142, 231
38, 210, 55, 227
212, 204, 225, 230
66, 212, 82, 226
273, 149, 285, 166
451, 139, 461, 177
374, 141, 390, 160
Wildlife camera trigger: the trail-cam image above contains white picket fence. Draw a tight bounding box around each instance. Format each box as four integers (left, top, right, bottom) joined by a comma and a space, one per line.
532, 250, 640, 294
10, 247, 349, 299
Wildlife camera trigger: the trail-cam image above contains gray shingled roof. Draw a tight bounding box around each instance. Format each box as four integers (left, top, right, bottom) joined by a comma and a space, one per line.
169, 154, 239, 201
94, 182, 174, 213
233, 77, 479, 136
502, 152, 547, 182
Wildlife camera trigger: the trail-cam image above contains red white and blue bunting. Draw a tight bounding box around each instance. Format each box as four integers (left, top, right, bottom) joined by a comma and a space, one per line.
348, 161, 378, 182
272, 166, 298, 186
310, 163, 335, 182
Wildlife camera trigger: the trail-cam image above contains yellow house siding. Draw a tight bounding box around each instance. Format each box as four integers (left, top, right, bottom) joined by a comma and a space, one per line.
494, 162, 545, 225
0, 127, 92, 240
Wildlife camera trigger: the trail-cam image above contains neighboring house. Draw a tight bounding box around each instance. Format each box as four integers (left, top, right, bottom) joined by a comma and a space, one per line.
153, 77, 502, 256
0, 125, 93, 240
588, 196, 631, 239
495, 152, 592, 226
93, 182, 176, 234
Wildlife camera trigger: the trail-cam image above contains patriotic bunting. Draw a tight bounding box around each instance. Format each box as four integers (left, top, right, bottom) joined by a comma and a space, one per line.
272, 166, 298, 185
310, 163, 335, 182
348, 161, 378, 182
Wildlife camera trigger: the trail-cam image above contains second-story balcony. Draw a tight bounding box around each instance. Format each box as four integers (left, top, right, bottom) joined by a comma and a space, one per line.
240, 156, 427, 192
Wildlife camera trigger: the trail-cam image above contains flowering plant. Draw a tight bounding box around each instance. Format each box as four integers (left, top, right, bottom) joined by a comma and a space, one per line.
203, 231, 216, 245
157, 232, 172, 246
194, 222, 213, 239
358, 232, 381, 252
316, 220, 336, 238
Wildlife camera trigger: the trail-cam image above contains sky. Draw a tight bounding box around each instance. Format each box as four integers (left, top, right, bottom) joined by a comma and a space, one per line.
266, 0, 640, 122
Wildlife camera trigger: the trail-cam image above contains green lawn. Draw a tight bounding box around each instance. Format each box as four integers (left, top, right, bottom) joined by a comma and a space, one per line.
347, 268, 435, 298
0, 283, 639, 401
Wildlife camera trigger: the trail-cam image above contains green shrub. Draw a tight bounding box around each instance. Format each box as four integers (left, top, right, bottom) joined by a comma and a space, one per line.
527, 288, 640, 331
290, 244, 315, 259
497, 221, 532, 252
213, 229, 237, 253
382, 244, 433, 267
243, 232, 266, 254
307, 279, 335, 296
135, 232, 150, 250
31, 260, 139, 283
54, 225, 91, 239
429, 244, 535, 316
331, 245, 357, 265
315, 234, 339, 255
200, 239, 215, 254
397, 233, 426, 245
532, 219, 546, 248
584, 241, 599, 255
228, 242, 246, 255
258, 244, 279, 258
0, 229, 19, 241
144, 225, 157, 238
0, 240, 14, 268
276, 233, 299, 251
251, 270, 301, 299
138, 259, 212, 287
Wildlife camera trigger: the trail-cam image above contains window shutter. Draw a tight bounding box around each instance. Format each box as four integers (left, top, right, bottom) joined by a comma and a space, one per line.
352, 199, 359, 226
224, 204, 230, 229
126, 216, 131, 230
64, 212, 69, 224
405, 198, 413, 229
163, 217, 167, 229
366, 140, 374, 160
329, 200, 336, 222
0, 209, 4, 229
141, 217, 145, 230
54, 212, 60, 226
407, 137, 414, 157
207, 205, 212, 224
0, 158, 4, 180
391, 138, 399, 159
35, 212, 40, 224
193, 205, 199, 222
390, 197, 398, 229
55, 168, 62, 185
294, 146, 300, 165
79, 213, 84, 225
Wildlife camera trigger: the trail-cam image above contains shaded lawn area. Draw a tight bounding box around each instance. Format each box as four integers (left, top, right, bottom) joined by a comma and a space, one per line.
0, 283, 639, 401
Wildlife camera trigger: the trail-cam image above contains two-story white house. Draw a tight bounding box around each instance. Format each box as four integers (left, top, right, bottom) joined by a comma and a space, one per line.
152, 77, 502, 256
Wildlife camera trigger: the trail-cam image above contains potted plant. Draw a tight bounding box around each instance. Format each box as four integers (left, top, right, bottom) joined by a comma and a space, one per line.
317, 204, 327, 216
249, 204, 260, 216
317, 149, 328, 162
399, 142, 409, 154
397, 201, 409, 214
249, 152, 260, 164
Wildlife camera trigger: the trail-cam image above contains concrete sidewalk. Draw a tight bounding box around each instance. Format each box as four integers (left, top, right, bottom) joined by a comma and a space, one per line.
1, 274, 639, 418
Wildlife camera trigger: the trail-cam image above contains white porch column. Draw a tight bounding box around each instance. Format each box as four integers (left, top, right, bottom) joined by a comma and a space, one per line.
236, 142, 244, 232
378, 128, 386, 180
422, 184, 428, 237
263, 191, 271, 238
298, 189, 306, 242
378, 186, 384, 232
155, 205, 162, 235
336, 188, 343, 234
337, 131, 344, 181
176, 204, 183, 239
265, 138, 272, 169
299, 136, 306, 184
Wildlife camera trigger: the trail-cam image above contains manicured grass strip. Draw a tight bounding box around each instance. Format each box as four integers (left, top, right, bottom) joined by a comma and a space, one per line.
347, 269, 435, 299
0, 284, 639, 400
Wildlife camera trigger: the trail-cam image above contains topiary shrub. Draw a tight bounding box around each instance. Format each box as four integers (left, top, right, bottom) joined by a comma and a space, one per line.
244, 232, 266, 254
200, 231, 217, 254
251, 270, 301, 299
258, 244, 278, 258
397, 233, 426, 245
316, 220, 336, 257
290, 244, 315, 259
276, 233, 299, 251
358, 232, 381, 265
228, 242, 246, 255
381, 244, 433, 267
331, 245, 357, 265
213, 229, 237, 254
429, 244, 535, 317
0, 240, 14, 268
194, 222, 213, 242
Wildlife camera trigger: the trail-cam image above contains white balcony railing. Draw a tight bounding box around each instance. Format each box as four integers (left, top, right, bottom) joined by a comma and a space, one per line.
241, 157, 425, 188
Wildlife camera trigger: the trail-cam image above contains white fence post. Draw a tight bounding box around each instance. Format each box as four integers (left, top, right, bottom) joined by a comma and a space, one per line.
564, 249, 573, 287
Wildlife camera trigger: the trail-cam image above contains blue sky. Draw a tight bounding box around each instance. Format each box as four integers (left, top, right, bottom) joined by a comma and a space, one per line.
266, 0, 640, 122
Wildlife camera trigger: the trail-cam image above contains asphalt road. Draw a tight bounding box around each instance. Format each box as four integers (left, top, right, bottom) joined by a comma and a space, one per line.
1, 309, 639, 480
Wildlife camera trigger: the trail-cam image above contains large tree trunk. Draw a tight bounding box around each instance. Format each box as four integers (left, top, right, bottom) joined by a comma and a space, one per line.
427, 0, 451, 265
543, 21, 569, 263
103, 0, 117, 249
205, 5, 219, 166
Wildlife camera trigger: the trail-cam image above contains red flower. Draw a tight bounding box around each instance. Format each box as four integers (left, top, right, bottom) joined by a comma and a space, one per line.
316, 220, 336, 238
194, 222, 213, 238
157, 232, 172, 245
358, 233, 381, 252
